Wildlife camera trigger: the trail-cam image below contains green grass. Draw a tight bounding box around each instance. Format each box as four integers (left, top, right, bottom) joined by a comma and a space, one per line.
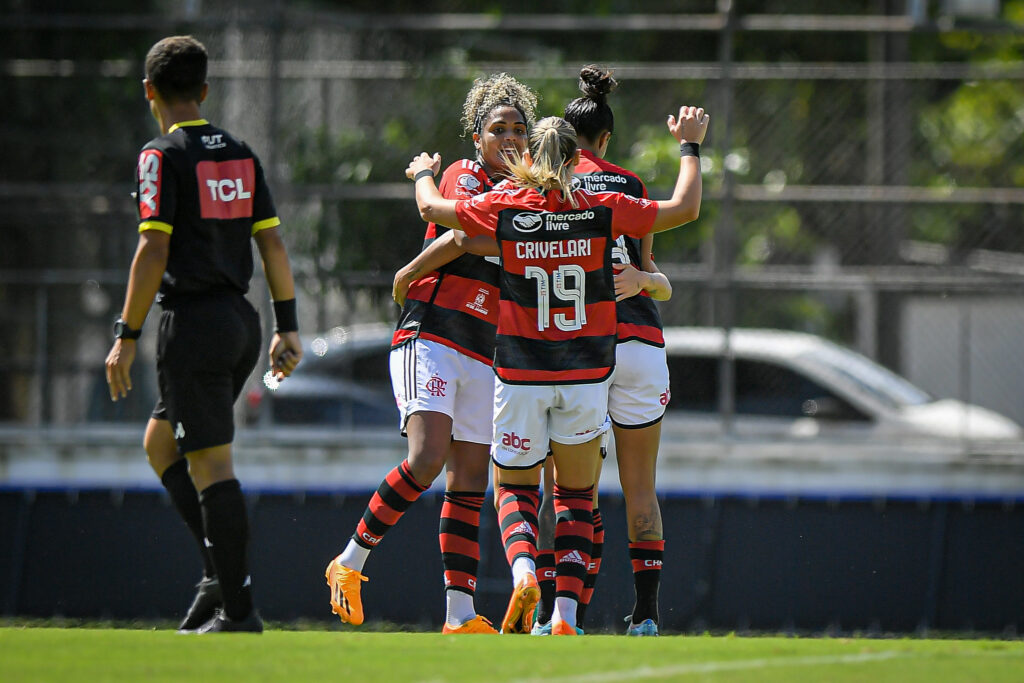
2, 625, 1023, 682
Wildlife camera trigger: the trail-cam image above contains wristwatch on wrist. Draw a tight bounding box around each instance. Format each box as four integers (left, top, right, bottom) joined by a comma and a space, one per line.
113, 317, 141, 341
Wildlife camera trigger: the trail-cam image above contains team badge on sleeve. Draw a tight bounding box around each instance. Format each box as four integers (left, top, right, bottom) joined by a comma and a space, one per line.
137, 149, 163, 219
455, 173, 482, 197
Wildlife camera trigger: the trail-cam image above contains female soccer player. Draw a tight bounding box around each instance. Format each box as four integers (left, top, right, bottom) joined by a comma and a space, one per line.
530, 66, 673, 637
325, 74, 537, 634
404, 105, 708, 635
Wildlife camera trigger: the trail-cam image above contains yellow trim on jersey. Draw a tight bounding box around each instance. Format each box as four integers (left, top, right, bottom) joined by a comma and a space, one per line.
139, 220, 173, 234
252, 217, 281, 235
167, 119, 210, 133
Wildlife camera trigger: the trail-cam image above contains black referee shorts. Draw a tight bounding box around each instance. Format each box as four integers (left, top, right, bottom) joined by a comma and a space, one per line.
151, 292, 261, 455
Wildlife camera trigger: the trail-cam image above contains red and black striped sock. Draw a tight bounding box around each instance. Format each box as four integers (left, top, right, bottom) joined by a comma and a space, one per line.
497, 484, 540, 567
553, 484, 593, 605
535, 550, 556, 625
439, 491, 484, 597
629, 539, 665, 624
577, 508, 604, 627
352, 460, 427, 549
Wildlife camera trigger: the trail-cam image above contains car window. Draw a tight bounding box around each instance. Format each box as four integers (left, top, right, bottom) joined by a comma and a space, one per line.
350, 349, 392, 383
735, 359, 865, 420
801, 346, 932, 410
667, 355, 718, 413
666, 354, 869, 421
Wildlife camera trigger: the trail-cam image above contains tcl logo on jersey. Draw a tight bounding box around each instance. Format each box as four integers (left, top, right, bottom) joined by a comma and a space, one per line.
501, 432, 531, 451
137, 149, 162, 219
195, 158, 255, 219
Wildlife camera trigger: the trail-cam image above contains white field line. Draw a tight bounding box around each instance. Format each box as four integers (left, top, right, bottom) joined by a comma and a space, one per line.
527, 650, 912, 683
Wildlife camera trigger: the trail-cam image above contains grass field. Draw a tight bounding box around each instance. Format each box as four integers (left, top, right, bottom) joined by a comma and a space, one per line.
2, 625, 1023, 682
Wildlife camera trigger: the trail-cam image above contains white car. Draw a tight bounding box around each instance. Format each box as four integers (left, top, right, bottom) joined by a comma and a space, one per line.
246, 323, 1024, 494
643, 327, 1024, 496
660, 326, 1022, 442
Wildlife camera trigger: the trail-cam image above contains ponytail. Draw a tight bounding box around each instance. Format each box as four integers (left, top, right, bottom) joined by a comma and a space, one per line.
505, 117, 579, 208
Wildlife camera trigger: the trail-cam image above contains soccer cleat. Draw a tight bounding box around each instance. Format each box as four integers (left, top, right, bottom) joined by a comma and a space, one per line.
626, 617, 660, 637
442, 615, 498, 634
325, 556, 368, 625
551, 619, 584, 636
196, 608, 264, 633
500, 573, 540, 634
530, 619, 552, 636
177, 576, 222, 633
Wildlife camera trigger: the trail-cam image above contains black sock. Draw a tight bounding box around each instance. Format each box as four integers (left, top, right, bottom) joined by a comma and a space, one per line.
535, 551, 555, 625
160, 459, 216, 579
200, 479, 252, 620
633, 570, 661, 624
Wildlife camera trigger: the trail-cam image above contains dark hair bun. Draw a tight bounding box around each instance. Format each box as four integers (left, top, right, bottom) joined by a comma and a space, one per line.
578, 65, 617, 102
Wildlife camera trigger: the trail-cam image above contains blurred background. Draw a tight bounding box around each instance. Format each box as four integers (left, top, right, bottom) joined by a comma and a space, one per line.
2, 0, 1023, 634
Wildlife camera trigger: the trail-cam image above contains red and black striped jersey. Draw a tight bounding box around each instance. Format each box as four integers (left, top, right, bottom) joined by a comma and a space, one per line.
574, 150, 664, 348
455, 183, 657, 385
391, 159, 500, 365
135, 119, 280, 301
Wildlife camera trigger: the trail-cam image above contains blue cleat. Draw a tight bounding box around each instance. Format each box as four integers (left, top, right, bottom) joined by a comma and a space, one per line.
530, 619, 552, 636
625, 618, 659, 636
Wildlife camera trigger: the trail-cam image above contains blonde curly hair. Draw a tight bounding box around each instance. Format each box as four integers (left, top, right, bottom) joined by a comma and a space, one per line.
460, 72, 538, 138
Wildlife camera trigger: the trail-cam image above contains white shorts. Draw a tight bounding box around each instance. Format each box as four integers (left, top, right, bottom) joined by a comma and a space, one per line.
390, 339, 494, 445
491, 377, 611, 470
608, 340, 670, 428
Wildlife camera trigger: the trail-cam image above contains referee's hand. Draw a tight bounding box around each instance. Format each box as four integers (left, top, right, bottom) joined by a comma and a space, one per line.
105, 339, 136, 401
270, 331, 303, 381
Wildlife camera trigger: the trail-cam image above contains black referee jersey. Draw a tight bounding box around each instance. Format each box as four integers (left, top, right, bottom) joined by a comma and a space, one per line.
135, 119, 280, 301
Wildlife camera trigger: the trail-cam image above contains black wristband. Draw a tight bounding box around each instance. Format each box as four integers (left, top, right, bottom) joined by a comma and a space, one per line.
273, 298, 298, 333
680, 142, 701, 158
413, 169, 435, 182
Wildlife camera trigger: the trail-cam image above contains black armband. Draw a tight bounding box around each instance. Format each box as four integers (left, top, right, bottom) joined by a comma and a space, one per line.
273, 298, 298, 333
680, 142, 701, 158
413, 169, 435, 182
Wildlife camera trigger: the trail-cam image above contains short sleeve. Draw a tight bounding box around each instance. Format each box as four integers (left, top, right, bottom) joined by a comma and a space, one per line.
608, 193, 658, 239
250, 153, 281, 234
440, 163, 488, 200
136, 147, 176, 234
454, 191, 499, 239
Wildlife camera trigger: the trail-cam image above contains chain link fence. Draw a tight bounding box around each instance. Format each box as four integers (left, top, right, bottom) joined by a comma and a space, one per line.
2, 2, 1023, 433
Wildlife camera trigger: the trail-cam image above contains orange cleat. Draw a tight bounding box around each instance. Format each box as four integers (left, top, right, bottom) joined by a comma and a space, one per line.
500, 573, 541, 634
442, 615, 498, 634
325, 556, 368, 625
551, 619, 584, 636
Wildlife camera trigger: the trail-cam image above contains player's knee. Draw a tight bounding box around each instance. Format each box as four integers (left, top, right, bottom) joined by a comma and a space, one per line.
405, 451, 445, 486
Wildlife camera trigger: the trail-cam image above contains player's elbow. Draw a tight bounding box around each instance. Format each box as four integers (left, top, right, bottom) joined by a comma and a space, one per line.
679, 202, 700, 225
418, 201, 438, 223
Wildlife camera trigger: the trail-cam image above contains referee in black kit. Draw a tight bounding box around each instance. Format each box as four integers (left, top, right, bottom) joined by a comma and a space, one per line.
104, 35, 302, 633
